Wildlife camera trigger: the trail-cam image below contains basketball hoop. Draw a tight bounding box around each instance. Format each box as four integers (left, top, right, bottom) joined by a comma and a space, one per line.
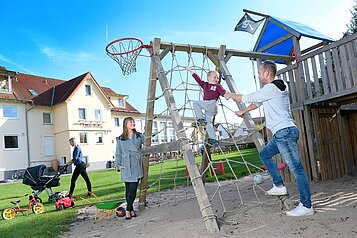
106, 37, 153, 75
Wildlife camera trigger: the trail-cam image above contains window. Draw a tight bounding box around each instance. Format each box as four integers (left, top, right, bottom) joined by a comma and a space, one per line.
3, 105, 17, 119
44, 136, 54, 156
78, 108, 86, 120
152, 121, 158, 143
60, 157, 67, 165
118, 98, 125, 108
114, 117, 120, 127
4, 135, 19, 149
85, 85, 92, 95
28, 89, 38, 96
79, 132, 88, 144
96, 132, 103, 144
94, 109, 101, 121
159, 122, 167, 143
43, 113, 52, 124
167, 122, 175, 142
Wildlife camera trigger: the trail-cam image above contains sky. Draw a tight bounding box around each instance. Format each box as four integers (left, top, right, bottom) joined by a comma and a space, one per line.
0, 0, 355, 124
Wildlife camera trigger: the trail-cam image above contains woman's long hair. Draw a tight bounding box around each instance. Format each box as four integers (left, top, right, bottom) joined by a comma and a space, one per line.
120, 117, 142, 140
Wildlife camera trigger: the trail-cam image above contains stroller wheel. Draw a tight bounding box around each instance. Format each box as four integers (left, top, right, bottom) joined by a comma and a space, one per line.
34, 196, 43, 203
49, 194, 60, 203
58, 204, 65, 210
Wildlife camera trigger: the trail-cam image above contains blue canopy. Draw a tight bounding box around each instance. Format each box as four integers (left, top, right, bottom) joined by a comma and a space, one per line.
254, 16, 334, 62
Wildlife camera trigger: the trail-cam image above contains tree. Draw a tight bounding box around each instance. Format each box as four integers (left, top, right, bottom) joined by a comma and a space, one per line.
346, 0, 357, 35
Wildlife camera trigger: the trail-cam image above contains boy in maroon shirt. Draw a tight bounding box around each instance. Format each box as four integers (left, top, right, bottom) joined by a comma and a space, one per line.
186, 67, 226, 145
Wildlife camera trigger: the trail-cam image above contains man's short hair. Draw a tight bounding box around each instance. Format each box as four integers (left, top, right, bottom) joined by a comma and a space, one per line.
69, 137, 76, 142
262, 60, 277, 76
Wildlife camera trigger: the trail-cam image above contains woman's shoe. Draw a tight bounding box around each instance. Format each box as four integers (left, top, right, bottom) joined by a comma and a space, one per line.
131, 211, 137, 217
125, 211, 132, 220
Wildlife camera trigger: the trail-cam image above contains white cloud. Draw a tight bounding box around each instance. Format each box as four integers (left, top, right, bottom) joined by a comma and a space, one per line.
0, 54, 36, 74
41, 47, 105, 63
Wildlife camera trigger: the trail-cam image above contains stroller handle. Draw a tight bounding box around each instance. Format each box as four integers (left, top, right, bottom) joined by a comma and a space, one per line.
52, 164, 69, 179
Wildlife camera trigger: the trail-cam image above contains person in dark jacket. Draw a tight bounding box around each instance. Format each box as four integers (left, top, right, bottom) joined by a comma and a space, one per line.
67, 137, 92, 197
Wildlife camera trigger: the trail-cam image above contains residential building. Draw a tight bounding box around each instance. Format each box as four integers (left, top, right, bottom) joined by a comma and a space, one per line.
0, 66, 142, 179
0, 66, 200, 180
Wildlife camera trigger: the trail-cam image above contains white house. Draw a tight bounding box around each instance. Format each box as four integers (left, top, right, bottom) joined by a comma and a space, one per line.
0, 66, 205, 180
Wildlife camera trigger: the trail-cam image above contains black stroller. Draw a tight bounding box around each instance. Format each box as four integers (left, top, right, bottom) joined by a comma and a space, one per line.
22, 164, 67, 203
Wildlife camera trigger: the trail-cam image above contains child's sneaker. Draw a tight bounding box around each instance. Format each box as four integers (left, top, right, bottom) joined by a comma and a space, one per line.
197, 118, 207, 126
286, 202, 314, 216
266, 185, 288, 195
192, 119, 207, 127
191, 122, 199, 127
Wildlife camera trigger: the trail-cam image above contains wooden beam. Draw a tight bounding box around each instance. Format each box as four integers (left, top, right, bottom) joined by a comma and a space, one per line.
303, 106, 319, 182
159, 41, 292, 62
303, 87, 357, 105
301, 42, 325, 55
243, 9, 268, 18
277, 63, 297, 75
298, 33, 357, 63
138, 38, 160, 212
224, 53, 233, 64
159, 46, 172, 60
256, 33, 292, 52
206, 50, 219, 68
218, 45, 265, 151
141, 141, 182, 155
152, 39, 220, 234
200, 145, 211, 183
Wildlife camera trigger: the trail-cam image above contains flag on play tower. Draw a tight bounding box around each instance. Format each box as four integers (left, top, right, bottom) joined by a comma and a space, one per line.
234, 13, 264, 34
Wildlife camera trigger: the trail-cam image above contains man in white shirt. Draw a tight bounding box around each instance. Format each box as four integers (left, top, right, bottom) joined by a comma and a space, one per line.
225, 60, 313, 216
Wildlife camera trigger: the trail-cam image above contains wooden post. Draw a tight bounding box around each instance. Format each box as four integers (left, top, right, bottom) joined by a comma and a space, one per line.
217, 45, 265, 151
201, 144, 211, 183
303, 106, 319, 181
138, 39, 159, 211
151, 38, 219, 234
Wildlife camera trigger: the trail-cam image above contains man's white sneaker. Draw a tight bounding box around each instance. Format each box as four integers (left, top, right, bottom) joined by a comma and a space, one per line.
286, 202, 314, 216
266, 185, 288, 196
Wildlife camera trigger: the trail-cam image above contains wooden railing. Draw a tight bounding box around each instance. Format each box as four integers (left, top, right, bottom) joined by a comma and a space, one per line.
277, 33, 357, 108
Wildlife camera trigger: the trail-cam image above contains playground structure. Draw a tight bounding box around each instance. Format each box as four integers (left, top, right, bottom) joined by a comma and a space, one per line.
106, 10, 357, 235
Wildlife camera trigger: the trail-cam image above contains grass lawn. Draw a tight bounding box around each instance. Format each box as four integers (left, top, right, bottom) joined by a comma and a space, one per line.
0, 148, 260, 238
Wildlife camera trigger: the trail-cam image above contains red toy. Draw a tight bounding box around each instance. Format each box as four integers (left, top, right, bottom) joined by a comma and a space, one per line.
55, 197, 75, 210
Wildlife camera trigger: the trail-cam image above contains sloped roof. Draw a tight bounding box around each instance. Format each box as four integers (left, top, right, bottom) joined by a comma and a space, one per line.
101, 87, 128, 97
11, 73, 65, 101
101, 87, 139, 114
0, 66, 140, 114
111, 105, 141, 115
253, 15, 334, 62
33, 73, 87, 106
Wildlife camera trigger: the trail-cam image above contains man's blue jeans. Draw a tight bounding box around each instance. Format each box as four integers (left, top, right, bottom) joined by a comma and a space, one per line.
260, 126, 312, 208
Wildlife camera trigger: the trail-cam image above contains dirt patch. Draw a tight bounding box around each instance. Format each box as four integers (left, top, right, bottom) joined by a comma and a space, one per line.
61, 174, 357, 238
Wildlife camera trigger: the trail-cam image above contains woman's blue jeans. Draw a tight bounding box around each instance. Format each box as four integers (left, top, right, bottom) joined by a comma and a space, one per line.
260, 126, 312, 208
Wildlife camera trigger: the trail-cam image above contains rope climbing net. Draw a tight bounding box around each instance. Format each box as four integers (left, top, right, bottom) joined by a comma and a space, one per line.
143, 45, 275, 220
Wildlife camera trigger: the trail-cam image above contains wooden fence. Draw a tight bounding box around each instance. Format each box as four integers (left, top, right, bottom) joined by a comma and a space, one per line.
277, 32, 357, 181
